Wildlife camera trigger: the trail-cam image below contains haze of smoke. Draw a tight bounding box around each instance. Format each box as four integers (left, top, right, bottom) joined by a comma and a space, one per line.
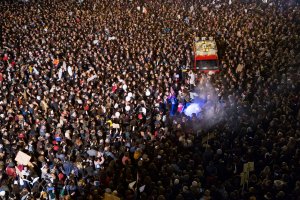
188, 76, 227, 129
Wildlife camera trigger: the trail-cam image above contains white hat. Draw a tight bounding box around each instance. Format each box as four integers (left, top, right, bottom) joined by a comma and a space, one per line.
114, 103, 119, 109
145, 89, 151, 96
141, 107, 146, 115
65, 130, 71, 139
105, 188, 112, 193
115, 112, 120, 118
126, 96, 131, 102
123, 84, 127, 91
125, 105, 130, 111
93, 40, 99, 45
128, 92, 133, 98
0, 191, 5, 196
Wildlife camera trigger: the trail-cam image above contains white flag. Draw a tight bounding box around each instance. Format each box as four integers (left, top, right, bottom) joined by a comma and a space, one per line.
139, 185, 146, 192
62, 61, 67, 70
129, 181, 136, 189
33, 67, 39, 75
67, 66, 73, 76
58, 68, 63, 80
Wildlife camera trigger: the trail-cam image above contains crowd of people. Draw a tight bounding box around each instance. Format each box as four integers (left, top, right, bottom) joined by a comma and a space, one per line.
0, 0, 300, 199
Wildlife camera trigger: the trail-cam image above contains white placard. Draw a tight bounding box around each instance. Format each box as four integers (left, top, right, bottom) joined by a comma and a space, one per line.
15, 151, 31, 165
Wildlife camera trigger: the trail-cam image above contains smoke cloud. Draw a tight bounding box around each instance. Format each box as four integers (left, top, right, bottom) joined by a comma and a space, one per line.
184, 76, 225, 129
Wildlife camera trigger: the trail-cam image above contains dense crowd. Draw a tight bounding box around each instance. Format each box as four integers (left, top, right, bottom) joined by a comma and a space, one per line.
0, 0, 300, 199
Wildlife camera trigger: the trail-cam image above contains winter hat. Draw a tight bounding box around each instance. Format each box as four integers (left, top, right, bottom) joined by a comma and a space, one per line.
138, 113, 143, 119
58, 173, 64, 181
145, 89, 151, 96
183, 186, 189, 192
134, 149, 142, 160
53, 145, 59, 151
125, 105, 130, 111
142, 154, 149, 162
125, 96, 131, 102
191, 181, 198, 187
0, 191, 5, 197
105, 188, 112, 193
217, 149, 222, 155
18, 133, 25, 139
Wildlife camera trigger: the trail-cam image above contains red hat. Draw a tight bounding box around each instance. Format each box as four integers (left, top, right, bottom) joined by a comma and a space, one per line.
18, 133, 25, 139
138, 113, 143, 120
52, 140, 58, 145
58, 173, 64, 180
53, 145, 59, 151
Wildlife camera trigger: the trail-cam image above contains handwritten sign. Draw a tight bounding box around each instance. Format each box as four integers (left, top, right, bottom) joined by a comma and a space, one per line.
240, 172, 247, 185
243, 162, 254, 173
112, 123, 120, 129
15, 151, 31, 165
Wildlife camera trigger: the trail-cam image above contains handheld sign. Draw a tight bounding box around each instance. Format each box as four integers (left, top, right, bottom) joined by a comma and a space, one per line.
15, 151, 31, 165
